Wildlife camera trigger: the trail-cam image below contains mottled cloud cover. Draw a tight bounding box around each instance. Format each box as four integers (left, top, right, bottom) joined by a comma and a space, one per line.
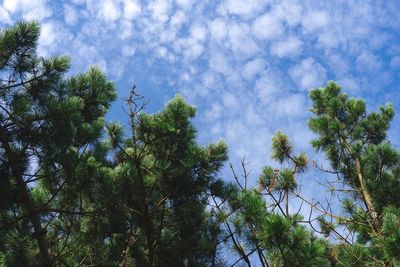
2, 0, 400, 182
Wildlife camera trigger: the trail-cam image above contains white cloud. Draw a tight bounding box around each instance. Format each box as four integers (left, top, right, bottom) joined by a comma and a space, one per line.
301, 10, 329, 32
272, 93, 306, 117
325, 52, 350, 77
242, 58, 266, 81
118, 20, 134, 39
183, 41, 204, 60
175, 0, 193, 9
201, 70, 215, 85
3, 0, 19, 13
204, 103, 224, 122
290, 58, 327, 91
255, 68, 286, 103
149, 0, 172, 23
170, 11, 186, 28
356, 50, 382, 72
338, 76, 361, 93
121, 45, 135, 56
39, 23, 56, 47
244, 105, 263, 126
64, 4, 78, 25
209, 18, 227, 41
270, 37, 302, 58
100, 0, 121, 22
222, 93, 238, 109
123, 0, 141, 20
221, 118, 270, 170
317, 30, 342, 49
0, 6, 12, 24
274, 1, 302, 27
289, 123, 314, 152
178, 24, 207, 61
252, 13, 284, 40
210, 122, 222, 135
229, 22, 259, 58
3, 0, 51, 21
220, 0, 266, 17
71, 38, 108, 72
37, 22, 74, 57
190, 24, 207, 41
159, 27, 177, 44
200, 71, 221, 91
209, 51, 233, 76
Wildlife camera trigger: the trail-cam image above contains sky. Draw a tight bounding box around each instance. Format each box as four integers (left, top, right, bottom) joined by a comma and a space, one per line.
1, 0, 400, 196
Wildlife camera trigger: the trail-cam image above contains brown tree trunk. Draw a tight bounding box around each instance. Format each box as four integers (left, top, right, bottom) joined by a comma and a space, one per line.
355, 158, 381, 232
121, 226, 137, 267
341, 134, 381, 232
285, 190, 289, 217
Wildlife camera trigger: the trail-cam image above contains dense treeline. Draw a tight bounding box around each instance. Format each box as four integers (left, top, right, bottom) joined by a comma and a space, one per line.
0, 21, 399, 266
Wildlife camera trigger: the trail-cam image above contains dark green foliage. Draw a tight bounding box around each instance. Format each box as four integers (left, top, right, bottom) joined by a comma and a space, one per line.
0, 20, 116, 266
99, 93, 229, 266
261, 215, 329, 267
378, 207, 400, 263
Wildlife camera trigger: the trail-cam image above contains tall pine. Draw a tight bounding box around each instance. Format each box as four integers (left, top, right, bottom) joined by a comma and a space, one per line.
0, 21, 116, 266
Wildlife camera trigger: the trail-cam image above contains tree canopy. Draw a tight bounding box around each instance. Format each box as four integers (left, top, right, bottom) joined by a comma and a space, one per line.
1, 21, 399, 267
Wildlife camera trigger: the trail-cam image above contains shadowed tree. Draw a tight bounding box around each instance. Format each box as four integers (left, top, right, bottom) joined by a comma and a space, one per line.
103, 89, 228, 266
0, 21, 116, 266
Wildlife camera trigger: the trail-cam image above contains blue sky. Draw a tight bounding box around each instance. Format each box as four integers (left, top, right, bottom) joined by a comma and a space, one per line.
1, 0, 400, 197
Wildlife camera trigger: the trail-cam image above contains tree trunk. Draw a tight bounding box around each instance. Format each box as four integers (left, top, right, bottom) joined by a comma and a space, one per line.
121, 226, 137, 267
341, 134, 381, 232
355, 158, 381, 232
285, 190, 289, 217
0, 128, 53, 266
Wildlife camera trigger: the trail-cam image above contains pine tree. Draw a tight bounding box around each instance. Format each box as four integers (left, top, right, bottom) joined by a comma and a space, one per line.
0, 21, 116, 266
103, 89, 228, 266
308, 81, 400, 266
216, 82, 400, 266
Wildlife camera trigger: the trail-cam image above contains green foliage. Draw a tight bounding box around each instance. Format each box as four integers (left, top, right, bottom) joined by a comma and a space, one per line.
241, 190, 267, 223
97, 92, 229, 266
317, 216, 334, 238
277, 168, 297, 191
259, 166, 275, 189
378, 207, 400, 263
272, 130, 293, 163
0, 20, 116, 266
260, 214, 330, 267
308, 81, 394, 183
308, 81, 400, 266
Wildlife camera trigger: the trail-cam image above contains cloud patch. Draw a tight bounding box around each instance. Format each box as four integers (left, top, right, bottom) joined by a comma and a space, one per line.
290, 58, 327, 91
270, 37, 303, 58
2, 0, 51, 21
4, 0, 400, 187
252, 12, 284, 40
